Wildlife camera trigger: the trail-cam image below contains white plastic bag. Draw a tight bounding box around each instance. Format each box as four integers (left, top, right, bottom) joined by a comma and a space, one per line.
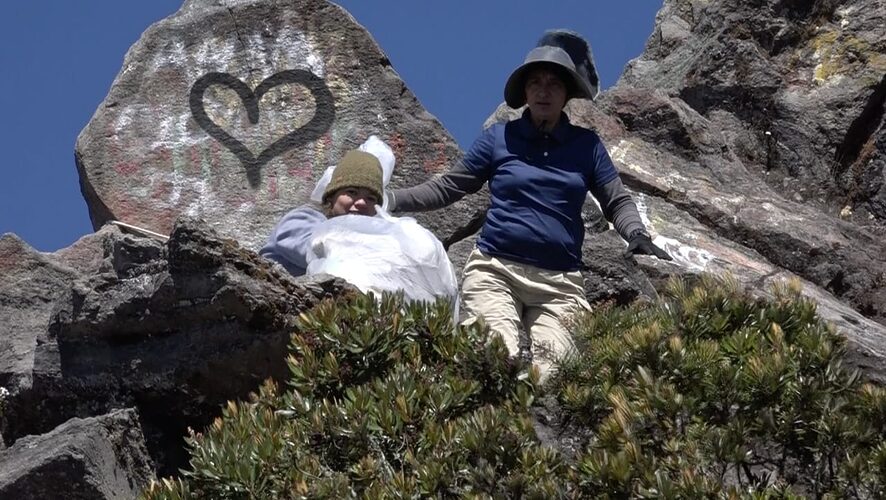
306, 207, 459, 314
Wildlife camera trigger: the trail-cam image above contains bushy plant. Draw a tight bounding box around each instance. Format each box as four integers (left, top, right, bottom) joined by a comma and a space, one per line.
144, 293, 569, 499
554, 274, 886, 498
145, 276, 885, 499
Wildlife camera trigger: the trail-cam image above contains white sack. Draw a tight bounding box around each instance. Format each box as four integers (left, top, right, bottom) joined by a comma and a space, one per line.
306, 208, 458, 313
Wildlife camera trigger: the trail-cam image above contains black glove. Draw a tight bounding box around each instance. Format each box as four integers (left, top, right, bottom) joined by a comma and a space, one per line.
624, 231, 672, 261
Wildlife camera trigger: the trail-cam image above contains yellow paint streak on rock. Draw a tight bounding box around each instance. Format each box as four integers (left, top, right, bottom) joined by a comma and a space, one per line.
811, 30, 885, 85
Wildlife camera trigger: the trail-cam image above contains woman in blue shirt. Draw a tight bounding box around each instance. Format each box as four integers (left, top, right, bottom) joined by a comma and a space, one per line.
389, 30, 671, 380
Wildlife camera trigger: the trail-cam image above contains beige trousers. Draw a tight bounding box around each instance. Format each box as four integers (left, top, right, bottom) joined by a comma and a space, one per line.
461, 248, 591, 380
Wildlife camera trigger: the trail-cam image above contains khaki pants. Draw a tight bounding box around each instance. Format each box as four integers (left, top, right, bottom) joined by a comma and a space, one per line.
461, 248, 591, 380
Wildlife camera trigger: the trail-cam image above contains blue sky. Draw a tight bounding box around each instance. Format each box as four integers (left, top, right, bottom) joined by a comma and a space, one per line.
0, 1, 661, 252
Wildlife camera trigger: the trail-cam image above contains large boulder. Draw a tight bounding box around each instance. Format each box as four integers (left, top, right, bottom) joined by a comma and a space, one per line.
0, 227, 116, 398
75, 0, 486, 252
1, 218, 350, 476
0, 409, 154, 500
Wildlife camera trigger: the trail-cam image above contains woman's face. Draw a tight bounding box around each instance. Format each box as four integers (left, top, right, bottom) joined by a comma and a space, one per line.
524, 67, 567, 125
330, 187, 379, 216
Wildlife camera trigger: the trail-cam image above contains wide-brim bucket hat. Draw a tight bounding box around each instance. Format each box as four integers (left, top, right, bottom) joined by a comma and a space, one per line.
504, 29, 600, 108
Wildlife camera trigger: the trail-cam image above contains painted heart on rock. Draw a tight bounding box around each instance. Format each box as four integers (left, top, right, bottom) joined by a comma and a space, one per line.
189, 70, 335, 188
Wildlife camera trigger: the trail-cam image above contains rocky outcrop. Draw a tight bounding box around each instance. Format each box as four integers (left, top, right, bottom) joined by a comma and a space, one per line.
0, 409, 154, 500
3, 0, 886, 494
623, 0, 886, 222
610, 0, 886, 323
75, 0, 485, 252
1, 218, 349, 476
0, 234, 80, 395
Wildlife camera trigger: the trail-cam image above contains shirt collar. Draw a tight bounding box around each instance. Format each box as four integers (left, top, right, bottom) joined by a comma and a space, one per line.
517, 108, 571, 143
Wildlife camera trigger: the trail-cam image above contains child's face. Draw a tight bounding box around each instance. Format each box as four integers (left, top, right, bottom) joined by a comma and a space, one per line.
330, 187, 378, 217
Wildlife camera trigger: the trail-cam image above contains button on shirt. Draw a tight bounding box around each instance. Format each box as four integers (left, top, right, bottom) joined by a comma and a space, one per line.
462, 110, 619, 271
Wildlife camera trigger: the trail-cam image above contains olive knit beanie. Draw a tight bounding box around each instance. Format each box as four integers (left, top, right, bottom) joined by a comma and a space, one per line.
322, 150, 384, 203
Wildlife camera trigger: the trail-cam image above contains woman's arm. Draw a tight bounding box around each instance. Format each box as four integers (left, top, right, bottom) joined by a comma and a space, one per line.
259, 205, 327, 276
389, 162, 486, 212
589, 176, 646, 240
389, 127, 497, 213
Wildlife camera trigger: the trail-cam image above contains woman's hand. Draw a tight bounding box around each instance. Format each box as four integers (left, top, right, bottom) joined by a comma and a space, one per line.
624, 232, 672, 261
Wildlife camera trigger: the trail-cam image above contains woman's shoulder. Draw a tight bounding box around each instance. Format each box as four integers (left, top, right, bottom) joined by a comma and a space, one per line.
280, 203, 328, 222
565, 122, 606, 148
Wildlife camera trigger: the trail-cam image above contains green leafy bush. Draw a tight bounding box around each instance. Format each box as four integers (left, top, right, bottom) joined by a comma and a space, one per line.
144, 293, 562, 499
554, 274, 886, 498
145, 276, 885, 499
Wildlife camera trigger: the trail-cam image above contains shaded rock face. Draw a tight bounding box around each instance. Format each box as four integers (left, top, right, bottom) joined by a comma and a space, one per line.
622, 0, 886, 223
1, 226, 123, 397
0, 409, 154, 500
606, 0, 886, 326
75, 0, 484, 251
0, 235, 79, 395
1, 218, 349, 477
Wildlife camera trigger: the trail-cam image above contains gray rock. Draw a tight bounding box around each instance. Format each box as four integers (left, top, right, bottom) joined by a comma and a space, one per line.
0, 235, 79, 395
1, 218, 349, 476
610, 0, 886, 321
632, 192, 886, 383
75, 0, 486, 252
581, 229, 660, 307
0, 408, 154, 500
592, 87, 886, 325
50, 225, 122, 276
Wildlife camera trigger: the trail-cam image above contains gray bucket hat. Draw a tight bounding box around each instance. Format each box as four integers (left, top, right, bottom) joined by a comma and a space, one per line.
504, 29, 600, 108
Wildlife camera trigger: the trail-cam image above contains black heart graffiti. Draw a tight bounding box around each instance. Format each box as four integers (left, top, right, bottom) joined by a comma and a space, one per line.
189, 70, 335, 188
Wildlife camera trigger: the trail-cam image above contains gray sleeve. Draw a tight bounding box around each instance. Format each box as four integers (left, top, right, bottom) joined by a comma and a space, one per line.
589, 176, 646, 241
389, 162, 487, 213
259, 205, 327, 276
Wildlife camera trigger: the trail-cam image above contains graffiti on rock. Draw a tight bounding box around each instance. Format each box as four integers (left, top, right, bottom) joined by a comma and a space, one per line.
189, 70, 335, 187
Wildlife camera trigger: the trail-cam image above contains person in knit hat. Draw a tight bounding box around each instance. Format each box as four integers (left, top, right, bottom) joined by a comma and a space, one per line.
321, 149, 384, 217
388, 30, 671, 381
260, 147, 385, 276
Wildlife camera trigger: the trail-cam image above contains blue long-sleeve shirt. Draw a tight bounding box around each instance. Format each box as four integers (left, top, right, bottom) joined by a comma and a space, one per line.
391, 110, 644, 271
259, 205, 327, 276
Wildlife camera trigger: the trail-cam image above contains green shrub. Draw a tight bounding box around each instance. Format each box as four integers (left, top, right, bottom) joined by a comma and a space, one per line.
553, 274, 886, 498
144, 293, 563, 499
145, 276, 886, 499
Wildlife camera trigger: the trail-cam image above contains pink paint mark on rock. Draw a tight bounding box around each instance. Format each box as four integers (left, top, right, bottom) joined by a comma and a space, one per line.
108, 190, 140, 227
114, 162, 140, 176
188, 144, 203, 175
210, 140, 221, 170
151, 181, 173, 201
268, 174, 278, 200
387, 133, 406, 161
423, 141, 449, 174
285, 152, 313, 181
